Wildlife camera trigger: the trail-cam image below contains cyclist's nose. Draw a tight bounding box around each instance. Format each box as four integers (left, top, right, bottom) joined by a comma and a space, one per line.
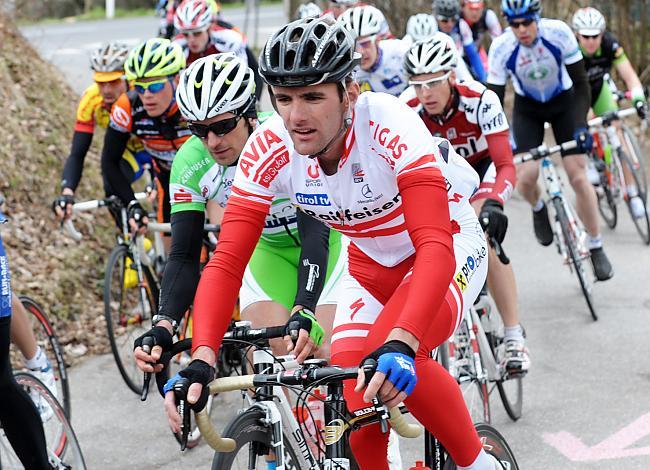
206, 131, 223, 148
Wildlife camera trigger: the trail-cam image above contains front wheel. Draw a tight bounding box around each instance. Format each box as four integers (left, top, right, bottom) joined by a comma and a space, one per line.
441, 423, 519, 470
211, 408, 304, 470
619, 150, 650, 244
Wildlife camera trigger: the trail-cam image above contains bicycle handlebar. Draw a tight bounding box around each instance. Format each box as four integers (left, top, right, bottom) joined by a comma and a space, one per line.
514, 140, 578, 165
587, 106, 637, 128
147, 221, 221, 234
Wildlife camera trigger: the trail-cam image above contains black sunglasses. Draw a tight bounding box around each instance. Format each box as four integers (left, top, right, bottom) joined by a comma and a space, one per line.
579, 33, 600, 40
188, 115, 243, 138
509, 18, 534, 28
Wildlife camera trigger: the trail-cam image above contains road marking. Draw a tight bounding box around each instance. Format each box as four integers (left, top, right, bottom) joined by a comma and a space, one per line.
543, 412, 650, 461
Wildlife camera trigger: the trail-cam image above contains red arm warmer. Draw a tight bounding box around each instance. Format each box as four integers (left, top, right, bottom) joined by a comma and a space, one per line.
485, 130, 516, 204
191, 198, 268, 354
393, 168, 456, 341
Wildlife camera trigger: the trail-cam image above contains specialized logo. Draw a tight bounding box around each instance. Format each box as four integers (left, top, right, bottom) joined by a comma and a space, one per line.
295, 193, 331, 206
350, 298, 365, 320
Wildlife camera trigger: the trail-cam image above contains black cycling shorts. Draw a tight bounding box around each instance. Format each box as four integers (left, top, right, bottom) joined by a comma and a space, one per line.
512, 90, 581, 157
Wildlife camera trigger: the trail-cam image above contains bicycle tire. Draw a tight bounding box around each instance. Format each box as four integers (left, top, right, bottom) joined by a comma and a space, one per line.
13, 372, 87, 470
104, 244, 158, 394
211, 408, 304, 470
596, 164, 618, 229
621, 124, 647, 196
552, 198, 598, 321
618, 150, 650, 244
10, 296, 71, 419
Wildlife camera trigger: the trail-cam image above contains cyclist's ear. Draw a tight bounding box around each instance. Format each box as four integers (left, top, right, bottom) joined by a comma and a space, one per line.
345, 79, 360, 109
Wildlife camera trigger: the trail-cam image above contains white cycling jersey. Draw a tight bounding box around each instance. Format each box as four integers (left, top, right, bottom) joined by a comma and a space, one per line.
356, 39, 410, 96
487, 18, 583, 102
231, 92, 480, 267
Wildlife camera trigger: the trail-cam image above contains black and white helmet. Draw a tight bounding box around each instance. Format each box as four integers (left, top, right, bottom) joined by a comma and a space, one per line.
259, 16, 360, 87
90, 42, 130, 73
330, 0, 357, 5
433, 0, 461, 19
406, 14, 438, 42
404, 32, 458, 76
338, 5, 385, 38
176, 53, 256, 121
572, 7, 606, 36
296, 2, 323, 19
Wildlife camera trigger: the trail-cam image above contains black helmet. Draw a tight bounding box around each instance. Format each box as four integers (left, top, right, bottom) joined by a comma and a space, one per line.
433, 0, 461, 19
259, 16, 360, 87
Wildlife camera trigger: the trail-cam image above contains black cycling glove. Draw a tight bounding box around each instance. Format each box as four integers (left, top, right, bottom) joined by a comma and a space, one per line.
479, 199, 509, 244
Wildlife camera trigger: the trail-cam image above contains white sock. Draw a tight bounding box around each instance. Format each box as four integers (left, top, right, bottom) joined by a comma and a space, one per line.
458, 449, 498, 469
589, 234, 603, 250
24, 346, 47, 370
627, 185, 639, 198
504, 325, 524, 342
532, 199, 544, 212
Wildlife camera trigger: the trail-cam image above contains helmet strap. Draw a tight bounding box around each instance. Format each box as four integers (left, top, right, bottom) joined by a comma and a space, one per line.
307, 82, 352, 161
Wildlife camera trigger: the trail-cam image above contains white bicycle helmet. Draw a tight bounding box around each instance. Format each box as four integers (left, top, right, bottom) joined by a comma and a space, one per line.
406, 14, 438, 42
176, 53, 255, 121
572, 7, 606, 36
90, 42, 130, 73
297, 2, 322, 19
330, 0, 357, 5
404, 32, 458, 76
339, 5, 385, 38
174, 0, 213, 32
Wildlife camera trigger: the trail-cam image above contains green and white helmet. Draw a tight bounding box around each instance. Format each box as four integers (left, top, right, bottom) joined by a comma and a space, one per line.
176, 53, 255, 121
124, 38, 186, 80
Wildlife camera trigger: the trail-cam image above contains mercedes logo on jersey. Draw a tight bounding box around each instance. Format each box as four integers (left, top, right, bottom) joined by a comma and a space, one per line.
361, 184, 373, 199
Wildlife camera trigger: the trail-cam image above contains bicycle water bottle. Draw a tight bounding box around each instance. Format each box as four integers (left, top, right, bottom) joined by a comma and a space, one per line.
409, 461, 431, 470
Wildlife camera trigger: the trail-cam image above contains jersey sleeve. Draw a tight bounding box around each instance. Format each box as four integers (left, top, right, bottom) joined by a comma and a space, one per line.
108, 93, 133, 134
608, 33, 627, 65
556, 21, 583, 65
169, 140, 210, 214
486, 36, 509, 85
477, 89, 509, 135
230, 118, 289, 213
74, 84, 102, 134
485, 9, 503, 38
459, 19, 474, 46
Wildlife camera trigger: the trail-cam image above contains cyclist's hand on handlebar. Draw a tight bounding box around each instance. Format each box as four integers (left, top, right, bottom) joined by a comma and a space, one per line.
573, 127, 593, 153
635, 99, 648, 120
283, 308, 324, 363
163, 359, 214, 434
479, 199, 508, 244
133, 326, 173, 373
127, 202, 149, 235
355, 340, 417, 409
52, 193, 75, 221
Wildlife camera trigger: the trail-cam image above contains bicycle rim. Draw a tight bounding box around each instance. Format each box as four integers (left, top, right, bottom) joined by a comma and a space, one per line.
104, 244, 156, 394
10, 296, 71, 419
13, 372, 86, 470
553, 199, 598, 320
619, 150, 650, 244
622, 124, 648, 196
437, 423, 519, 470
596, 168, 618, 229
485, 331, 523, 422
212, 408, 304, 470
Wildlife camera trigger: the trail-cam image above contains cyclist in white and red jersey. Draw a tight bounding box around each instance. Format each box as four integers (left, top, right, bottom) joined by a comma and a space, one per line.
461, 0, 502, 65
339, 5, 408, 96
402, 33, 529, 373
164, 16, 502, 470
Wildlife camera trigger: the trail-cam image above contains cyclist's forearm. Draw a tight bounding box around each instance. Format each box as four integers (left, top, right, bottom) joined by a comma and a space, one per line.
566, 60, 591, 129
61, 131, 93, 192
615, 59, 644, 97
158, 211, 206, 322
464, 44, 487, 82
100, 128, 134, 204
293, 209, 330, 312
485, 131, 516, 204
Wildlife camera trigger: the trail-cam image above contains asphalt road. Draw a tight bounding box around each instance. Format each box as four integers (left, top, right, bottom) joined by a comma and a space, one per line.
20, 12, 650, 469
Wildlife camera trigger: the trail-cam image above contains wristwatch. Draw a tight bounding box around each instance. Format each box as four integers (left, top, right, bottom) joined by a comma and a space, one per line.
152, 314, 178, 333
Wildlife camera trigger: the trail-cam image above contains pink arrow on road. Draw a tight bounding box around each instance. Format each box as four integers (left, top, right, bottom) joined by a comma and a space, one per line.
543, 412, 650, 462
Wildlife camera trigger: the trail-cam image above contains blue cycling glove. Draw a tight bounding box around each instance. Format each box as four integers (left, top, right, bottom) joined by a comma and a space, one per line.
573, 127, 593, 153
362, 340, 417, 396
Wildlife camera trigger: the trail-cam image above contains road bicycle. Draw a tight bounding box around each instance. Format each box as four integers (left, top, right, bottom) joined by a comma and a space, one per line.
588, 107, 650, 244
9, 296, 71, 419
158, 322, 519, 469
515, 141, 597, 321
0, 372, 86, 469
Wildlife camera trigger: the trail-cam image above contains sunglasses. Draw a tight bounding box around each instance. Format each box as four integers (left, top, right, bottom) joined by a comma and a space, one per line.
188, 115, 243, 138
579, 33, 600, 40
134, 78, 170, 95
436, 16, 457, 23
409, 71, 452, 90
509, 18, 534, 29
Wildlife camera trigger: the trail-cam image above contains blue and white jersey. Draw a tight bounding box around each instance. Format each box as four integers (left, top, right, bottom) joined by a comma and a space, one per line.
0, 234, 11, 319
356, 39, 410, 97
487, 18, 583, 103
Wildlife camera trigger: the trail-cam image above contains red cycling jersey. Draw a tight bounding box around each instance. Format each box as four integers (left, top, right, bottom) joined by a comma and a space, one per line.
402, 79, 516, 204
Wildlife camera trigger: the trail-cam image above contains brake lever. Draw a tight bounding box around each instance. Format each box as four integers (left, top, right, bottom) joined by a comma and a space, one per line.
140, 336, 155, 401
173, 378, 191, 451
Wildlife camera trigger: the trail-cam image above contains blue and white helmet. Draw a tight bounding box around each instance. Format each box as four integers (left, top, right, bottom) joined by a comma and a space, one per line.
501, 0, 541, 19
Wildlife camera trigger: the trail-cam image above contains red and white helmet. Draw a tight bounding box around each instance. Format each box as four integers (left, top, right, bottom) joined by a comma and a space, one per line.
174, 0, 213, 33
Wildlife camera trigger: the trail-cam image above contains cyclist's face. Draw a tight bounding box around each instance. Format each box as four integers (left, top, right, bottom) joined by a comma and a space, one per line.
328, 3, 349, 18
437, 17, 457, 33
577, 33, 603, 55
272, 81, 359, 158
356, 36, 378, 71
462, 5, 483, 23
412, 71, 455, 115
97, 79, 126, 106
194, 112, 251, 166
137, 76, 177, 117
510, 18, 537, 46
185, 29, 210, 53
